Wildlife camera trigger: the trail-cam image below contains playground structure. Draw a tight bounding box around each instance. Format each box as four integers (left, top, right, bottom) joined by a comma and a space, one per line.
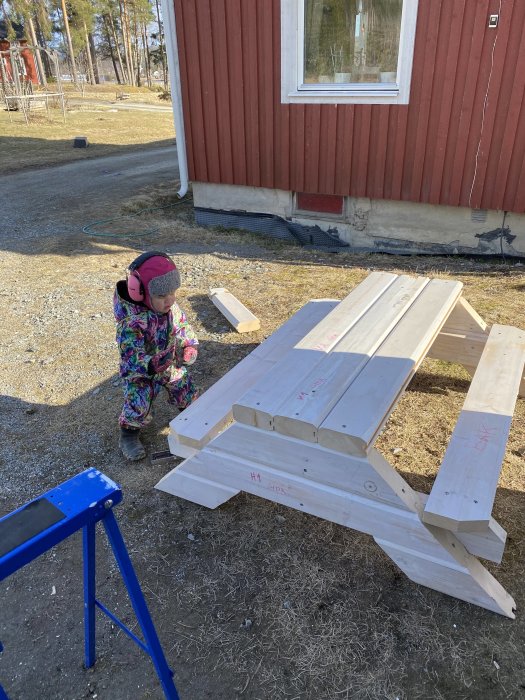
157, 271, 525, 618
0, 43, 66, 124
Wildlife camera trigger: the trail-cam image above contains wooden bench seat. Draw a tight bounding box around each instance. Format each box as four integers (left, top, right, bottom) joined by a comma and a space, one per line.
422, 324, 525, 533
168, 298, 339, 454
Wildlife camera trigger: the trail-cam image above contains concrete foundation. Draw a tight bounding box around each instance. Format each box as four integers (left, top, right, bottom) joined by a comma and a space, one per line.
192, 182, 525, 257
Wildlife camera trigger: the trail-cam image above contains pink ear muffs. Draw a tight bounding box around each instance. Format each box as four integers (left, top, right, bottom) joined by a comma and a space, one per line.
127, 269, 145, 301
126, 250, 172, 302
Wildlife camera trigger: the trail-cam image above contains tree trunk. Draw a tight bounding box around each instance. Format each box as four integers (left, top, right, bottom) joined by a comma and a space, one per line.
34, 17, 53, 79
88, 32, 100, 84
102, 15, 121, 83
60, 0, 78, 83
83, 22, 96, 85
154, 0, 167, 89
134, 17, 141, 86
118, 0, 130, 83
104, 12, 126, 84
27, 15, 47, 86
142, 23, 151, 87
119, 0, 135, 85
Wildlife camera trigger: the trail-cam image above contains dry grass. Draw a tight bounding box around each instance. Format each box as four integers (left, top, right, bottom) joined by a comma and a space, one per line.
0, 87, 175, 173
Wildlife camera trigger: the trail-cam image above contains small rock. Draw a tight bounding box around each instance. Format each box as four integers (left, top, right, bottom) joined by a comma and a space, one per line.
493, 660, 500, 670
92, 388, 101, 396
392, 447, 403, 455
25, 407, 36, 415
187, 533, 195, 541
240, 618, 252, 630
283, 600, 292, 609
275, 515, 286, 523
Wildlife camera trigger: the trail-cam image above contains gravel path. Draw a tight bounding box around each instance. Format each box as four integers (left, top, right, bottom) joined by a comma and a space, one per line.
0, 145, 179, 245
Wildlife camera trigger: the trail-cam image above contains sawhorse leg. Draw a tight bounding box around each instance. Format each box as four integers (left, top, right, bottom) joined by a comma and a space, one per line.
83, 522, 96, 668
83, 512, 179, 700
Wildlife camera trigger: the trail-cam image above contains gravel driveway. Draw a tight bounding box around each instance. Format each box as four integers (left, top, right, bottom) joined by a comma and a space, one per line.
0, 145, 179, 244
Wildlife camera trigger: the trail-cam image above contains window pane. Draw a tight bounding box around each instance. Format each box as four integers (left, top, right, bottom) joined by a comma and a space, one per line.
304, 0, 402, 85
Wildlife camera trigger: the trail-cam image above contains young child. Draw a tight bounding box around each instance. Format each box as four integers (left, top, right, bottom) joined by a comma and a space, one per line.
114, 251, 199, 461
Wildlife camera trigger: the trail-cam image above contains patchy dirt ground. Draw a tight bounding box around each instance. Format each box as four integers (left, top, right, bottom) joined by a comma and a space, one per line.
1, 188, 525, 700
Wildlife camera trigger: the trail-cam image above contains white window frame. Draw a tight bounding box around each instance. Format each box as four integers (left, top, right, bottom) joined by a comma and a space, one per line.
281, 0, 419, 105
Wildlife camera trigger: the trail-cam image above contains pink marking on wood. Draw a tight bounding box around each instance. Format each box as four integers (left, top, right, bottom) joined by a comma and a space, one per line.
472, 423, 499, 453
268, 483, 289, 496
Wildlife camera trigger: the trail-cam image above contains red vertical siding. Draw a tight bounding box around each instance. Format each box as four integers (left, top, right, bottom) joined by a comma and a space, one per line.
427, 0, 466, 204
174, 0, 525, 213
209, 1, 233, 181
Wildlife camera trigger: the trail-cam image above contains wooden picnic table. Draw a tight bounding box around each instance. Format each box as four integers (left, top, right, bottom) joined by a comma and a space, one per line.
156, 272, 525, 618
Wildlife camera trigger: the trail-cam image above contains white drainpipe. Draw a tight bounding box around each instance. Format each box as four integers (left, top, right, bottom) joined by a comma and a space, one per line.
161, 0, 189, 198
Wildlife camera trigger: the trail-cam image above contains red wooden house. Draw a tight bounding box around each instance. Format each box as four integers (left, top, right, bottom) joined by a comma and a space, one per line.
163, 0, 525, 256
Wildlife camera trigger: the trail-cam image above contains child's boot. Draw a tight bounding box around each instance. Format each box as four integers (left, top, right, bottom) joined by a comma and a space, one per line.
119, 426, 146, 461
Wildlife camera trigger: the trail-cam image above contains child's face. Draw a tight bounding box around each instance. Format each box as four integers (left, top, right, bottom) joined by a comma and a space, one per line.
150, 291, 177, 313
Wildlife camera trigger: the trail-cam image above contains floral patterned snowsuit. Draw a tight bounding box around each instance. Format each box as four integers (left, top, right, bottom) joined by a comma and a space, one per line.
114, 280, 199, 429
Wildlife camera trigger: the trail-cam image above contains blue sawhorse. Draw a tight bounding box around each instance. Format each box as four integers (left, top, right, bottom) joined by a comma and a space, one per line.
0, 468, 179, 700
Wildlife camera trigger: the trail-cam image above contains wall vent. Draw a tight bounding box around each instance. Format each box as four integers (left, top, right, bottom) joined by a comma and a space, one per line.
471, 209, 488, 223
296, 192, 344, 216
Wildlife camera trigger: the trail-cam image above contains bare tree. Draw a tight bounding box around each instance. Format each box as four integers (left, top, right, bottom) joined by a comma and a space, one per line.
153, 0, 166, 88
60, 0, 78, 82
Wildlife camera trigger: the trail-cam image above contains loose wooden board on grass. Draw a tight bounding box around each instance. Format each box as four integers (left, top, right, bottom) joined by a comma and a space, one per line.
208, 287, 260, 333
